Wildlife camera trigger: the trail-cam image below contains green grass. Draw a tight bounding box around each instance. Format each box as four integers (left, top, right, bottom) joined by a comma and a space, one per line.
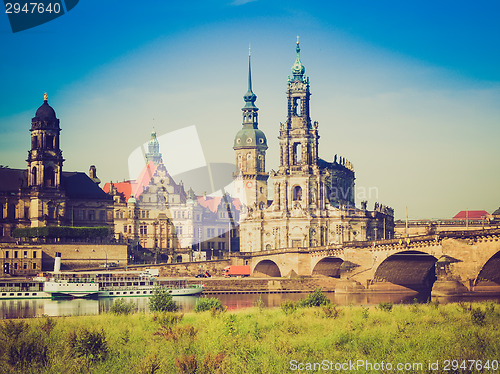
0, 302, 499, 373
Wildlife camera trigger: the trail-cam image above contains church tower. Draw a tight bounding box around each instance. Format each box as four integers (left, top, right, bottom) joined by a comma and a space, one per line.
145, 129, 162, 165
272, 39, 324, 214
233, 49, 268, 210
27, 93, 64, 189
27, 93, 66, 226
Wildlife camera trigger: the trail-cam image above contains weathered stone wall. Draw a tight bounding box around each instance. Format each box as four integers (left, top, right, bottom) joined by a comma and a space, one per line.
40, 243, 128, 270
202, 277, 338, 293
131, 259, 232, 278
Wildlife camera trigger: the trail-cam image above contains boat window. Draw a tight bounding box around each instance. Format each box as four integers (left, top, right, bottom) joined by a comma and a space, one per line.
2, 293, 5, 296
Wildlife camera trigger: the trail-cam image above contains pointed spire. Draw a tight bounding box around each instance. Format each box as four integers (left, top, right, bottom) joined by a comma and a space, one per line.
291, 36, 306, 81
243, 45, 257, 110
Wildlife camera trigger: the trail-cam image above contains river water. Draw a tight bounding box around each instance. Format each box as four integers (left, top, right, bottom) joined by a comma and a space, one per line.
2, 292, 499, 319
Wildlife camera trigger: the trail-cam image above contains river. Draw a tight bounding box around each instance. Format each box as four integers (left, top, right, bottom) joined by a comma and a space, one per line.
2, 292, 499, 319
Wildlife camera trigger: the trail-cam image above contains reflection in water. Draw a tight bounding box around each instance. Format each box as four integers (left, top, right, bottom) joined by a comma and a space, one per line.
1, 293, 499, 319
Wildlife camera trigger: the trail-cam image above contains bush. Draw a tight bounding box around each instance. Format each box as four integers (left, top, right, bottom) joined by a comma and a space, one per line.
109, 298, 135, 315
0, 321, 49, 370
378, 302, 393, 312
322, 304, 341, 319
152, 312, 184, 327
471, 307, 486, 326
281, 300, 297, 315
297, 289, 330, 308
68, 328, 108, 362
149, 286, 179, 313
194, 297, 224, 313
12, 226, 110, 239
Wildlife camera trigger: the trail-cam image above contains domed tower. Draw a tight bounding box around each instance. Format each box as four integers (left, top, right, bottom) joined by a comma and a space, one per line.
27, 93, 66, 227
145, 129, 162, 165
233, 49, 268, 210
27, 93, 64, 189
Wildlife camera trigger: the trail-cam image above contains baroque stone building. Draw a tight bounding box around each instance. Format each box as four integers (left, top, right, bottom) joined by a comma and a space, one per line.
104, 130, 240, 262
234, 42, 394, 252
0, 94, 114, 241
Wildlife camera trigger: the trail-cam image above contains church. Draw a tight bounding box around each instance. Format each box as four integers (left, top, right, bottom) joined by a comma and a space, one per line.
233, 41, 395, 252
0, 94, 114, 240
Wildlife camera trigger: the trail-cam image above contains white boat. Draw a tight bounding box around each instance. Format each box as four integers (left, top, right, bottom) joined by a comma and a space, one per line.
0, 280, 51, 299
42, 270, 204, 299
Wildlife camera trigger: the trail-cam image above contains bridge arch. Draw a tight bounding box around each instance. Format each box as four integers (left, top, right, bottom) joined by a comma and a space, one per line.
253, 259, 281, 277
374, 250, 437, 292
475, 250, 500, 286
312, 257, 343, 277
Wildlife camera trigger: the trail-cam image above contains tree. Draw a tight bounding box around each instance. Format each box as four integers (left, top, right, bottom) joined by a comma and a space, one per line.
149, 285, 178, 312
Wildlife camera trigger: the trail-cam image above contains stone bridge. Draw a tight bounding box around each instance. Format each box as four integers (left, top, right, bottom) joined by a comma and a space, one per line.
234, 228, 500, 295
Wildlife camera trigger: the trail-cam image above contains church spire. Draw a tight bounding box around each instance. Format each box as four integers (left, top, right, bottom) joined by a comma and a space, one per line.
243, 47, 257, 110
291, 36, 306, 82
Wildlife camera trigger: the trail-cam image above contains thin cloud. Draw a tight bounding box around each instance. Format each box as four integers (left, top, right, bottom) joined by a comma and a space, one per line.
231, 0, 257, 6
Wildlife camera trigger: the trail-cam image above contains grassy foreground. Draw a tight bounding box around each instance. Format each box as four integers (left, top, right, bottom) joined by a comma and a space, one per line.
0, 301, 499, 373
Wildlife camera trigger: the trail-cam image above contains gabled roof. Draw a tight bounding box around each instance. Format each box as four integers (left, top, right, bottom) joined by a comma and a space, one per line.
493, 207, 500, 215
453, 210, 489, 220
0, 168, 27, 192
0, 167, 109, 200
61, 172, 111, 200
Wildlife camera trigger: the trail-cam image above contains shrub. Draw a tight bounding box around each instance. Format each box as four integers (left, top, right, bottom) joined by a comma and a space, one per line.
68, 328, 108, 362
378, 302, 393, 312
109, 298, 135, 315
194, 297, 224, 313
322, 304, 341, 319
297, 289, 330, 308
281, 300, 297, 315
471, 307, 486, 326
153, 312, 184, 327
138, 353, 162, 374
175, 353, 197, 374
149, 286, 179, 313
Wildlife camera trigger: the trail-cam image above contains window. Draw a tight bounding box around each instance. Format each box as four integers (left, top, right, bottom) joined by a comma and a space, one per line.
33, 251, 37, 259
88, 210, 95, 221
293, 143, 302, 164
5, 251, 9, 259
176, 226, 183, 236
293, 186, 302, 201
33, 263, 37, 269
218, 228, 225, 238
23, 263, 27, 270
78, 209, 84, 221
207, 228, 215, 237
14, 263, 17, 270
24, 251, 27, 258
140, 225, 148, 235
14, 251, 18, 259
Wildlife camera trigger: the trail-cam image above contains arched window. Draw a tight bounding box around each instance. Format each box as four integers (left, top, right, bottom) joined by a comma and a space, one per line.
293, 143, 302, 164
44, 166, 55, 187
31, 167, 37, 185
32, 136, 38, 149
293, 186, 302, 201
295, 98, 302, 116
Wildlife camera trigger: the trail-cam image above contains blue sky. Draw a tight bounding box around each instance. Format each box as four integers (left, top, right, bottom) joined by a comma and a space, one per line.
1, 0, 499, 219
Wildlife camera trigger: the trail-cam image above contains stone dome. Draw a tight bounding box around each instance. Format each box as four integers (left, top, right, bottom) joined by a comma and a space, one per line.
234, 127, 267, 149
35, 100, 57, 120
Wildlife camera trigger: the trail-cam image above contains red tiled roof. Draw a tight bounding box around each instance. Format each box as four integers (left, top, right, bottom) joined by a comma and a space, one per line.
453, 210, 489, 220
133, 161, 158, 198
103, 181, 135, 201
197, 196, 222, 213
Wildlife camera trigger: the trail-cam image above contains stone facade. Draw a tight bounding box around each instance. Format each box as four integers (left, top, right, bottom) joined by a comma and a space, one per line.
235, 41, 394, 252
0, 95, 114, 241
104, 131, 240, 262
